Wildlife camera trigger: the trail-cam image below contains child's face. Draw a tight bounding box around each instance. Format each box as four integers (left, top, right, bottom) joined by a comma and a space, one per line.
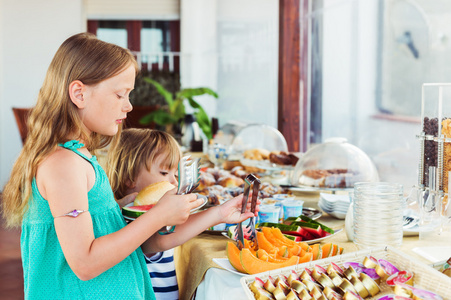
79, 63, 135, 136
132, 155, 179, 193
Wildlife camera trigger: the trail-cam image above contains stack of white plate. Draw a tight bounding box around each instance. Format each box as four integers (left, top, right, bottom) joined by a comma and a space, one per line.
318, 193, 351, 219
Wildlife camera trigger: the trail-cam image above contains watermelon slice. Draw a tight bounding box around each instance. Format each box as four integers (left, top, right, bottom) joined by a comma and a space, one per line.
122, 204, 155, 219
283, 234, 303, 242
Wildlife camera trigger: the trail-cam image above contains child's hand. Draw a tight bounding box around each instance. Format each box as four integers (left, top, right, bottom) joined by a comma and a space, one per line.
154, 189, 203, 226
217, 193, 260, 224
116, 192, 138, 208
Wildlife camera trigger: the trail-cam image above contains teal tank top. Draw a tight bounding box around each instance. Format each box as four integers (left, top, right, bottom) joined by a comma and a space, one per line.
21, 140, 155, 299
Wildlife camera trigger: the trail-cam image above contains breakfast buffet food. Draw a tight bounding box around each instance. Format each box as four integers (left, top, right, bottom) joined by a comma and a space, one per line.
243, 148, 300, 167
133, 181, 175, 206
298, 168, 359, 189
269, 151, 300, 166
195, 167, 289, 205
226, 226, 343, 275
245, 255, 445, 300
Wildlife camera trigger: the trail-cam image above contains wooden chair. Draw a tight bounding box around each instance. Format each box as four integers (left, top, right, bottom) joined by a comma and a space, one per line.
12, 107, 32, 145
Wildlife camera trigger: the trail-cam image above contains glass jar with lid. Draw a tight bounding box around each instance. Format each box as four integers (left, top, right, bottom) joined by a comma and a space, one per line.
290, 137, 379, 189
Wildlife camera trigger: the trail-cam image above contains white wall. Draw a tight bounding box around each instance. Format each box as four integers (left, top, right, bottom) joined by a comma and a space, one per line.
0, 0, 85, 188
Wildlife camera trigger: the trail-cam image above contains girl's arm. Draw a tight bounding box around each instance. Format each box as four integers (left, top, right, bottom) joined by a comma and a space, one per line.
141, 194, 259, 254
39, 149, 202, 281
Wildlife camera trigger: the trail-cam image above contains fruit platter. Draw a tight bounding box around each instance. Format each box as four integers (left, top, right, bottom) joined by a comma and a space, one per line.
218, 216, 344, 277
240, 246, 451, 300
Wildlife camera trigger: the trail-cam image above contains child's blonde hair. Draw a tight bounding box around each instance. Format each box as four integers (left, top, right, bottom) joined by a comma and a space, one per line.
107, 128, 182, 200
2, 32, 138, 227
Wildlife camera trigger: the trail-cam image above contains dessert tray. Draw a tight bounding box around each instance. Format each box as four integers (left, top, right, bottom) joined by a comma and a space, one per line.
240, 246, 451, 300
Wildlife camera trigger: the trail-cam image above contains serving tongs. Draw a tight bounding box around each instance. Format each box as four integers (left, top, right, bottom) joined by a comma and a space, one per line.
158, 155, 201, 235
177, 155, 201, 195
236, 174, 261, 250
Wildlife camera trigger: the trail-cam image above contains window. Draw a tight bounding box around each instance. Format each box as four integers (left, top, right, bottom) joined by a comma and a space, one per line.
301, 0, 451, 189
88, 19, 180, 72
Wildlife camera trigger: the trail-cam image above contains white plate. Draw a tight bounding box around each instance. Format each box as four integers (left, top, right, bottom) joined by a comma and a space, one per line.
212, 258, 247, 276
412, 246, 451, 263
222, 228, 343, 245
122, 194, 208, 221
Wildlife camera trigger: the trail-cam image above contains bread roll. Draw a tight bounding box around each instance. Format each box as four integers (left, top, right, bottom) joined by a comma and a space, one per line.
217, 175, 244, 188
133, 181, 175, 206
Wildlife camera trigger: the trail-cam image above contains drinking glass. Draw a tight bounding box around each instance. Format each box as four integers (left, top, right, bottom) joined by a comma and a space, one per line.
207, 143, 229, 169
353, 182, 404, 249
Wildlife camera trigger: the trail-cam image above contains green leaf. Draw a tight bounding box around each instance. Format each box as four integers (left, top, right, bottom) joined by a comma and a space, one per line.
139, 111, 176, 126
177, 87, 218, 100
194, 108, 213, 140
187, 98, 202, 109
143, 78, 175, 107
172, 101, 186, 121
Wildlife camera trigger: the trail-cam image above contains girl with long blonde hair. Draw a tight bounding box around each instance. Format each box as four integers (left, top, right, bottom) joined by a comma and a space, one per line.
2, 33, 257, 299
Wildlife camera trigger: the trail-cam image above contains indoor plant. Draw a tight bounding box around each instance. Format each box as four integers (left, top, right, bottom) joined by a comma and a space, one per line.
139, 78, 218, 140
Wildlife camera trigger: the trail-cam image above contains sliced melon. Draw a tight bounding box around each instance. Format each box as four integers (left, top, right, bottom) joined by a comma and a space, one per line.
240, 248, 299, 275
122, 204, 155, 218
226, 241, 247, 273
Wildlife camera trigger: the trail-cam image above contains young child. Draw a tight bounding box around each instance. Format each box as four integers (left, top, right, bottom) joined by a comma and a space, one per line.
107, 128, 184, 300
1, 33, 257, 299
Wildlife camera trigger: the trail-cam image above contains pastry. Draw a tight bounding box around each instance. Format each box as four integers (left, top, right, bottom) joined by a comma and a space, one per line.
243, 148, 270, 160
133, 181, 176, 206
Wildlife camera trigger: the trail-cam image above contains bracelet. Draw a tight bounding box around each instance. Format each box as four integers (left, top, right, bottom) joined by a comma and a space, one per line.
158, 225, 176, 235
55, 209, 88, 218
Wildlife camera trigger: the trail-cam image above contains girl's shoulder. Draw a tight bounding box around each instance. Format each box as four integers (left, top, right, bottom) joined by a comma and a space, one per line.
36, 147, 93, 196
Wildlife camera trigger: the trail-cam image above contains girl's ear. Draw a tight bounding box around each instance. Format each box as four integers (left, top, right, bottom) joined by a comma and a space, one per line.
69, 80, 86, 108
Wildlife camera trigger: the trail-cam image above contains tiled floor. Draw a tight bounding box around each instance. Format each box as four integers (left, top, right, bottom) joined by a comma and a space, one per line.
0, 202, 24, 299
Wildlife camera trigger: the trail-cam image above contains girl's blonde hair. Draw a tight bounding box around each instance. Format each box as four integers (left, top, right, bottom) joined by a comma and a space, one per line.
2, 32, 138, 227
107, 128, 182, 200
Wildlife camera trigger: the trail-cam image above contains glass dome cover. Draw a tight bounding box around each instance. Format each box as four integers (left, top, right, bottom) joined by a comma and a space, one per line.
291, 137, 379, 189
231, 124, 288, 153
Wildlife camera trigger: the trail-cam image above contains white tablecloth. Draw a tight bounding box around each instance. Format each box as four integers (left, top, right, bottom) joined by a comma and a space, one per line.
194, 268, 247, 300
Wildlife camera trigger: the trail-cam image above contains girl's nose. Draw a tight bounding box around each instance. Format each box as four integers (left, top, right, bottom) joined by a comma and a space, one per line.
123, 98, 133, 112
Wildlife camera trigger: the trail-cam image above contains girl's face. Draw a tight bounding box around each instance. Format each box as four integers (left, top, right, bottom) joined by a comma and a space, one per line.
130, 154, 179, 193
79, 64, 135, 136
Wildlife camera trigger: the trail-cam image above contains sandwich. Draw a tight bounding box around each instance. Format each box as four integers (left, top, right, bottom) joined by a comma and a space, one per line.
133, 181, 176, 206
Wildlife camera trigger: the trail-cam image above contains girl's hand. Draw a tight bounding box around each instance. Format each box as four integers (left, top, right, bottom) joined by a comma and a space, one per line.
153, 188, 202, 226
217, 193, 260, 224
116, 192, 138, 208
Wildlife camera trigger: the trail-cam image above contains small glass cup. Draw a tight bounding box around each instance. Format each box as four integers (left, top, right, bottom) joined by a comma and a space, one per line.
207, 143, 229, 169
281, 199, 304, 220
257, 205, 280, 224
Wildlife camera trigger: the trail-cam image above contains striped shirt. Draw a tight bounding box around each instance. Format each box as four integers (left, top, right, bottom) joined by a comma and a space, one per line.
144, 249, 179, 300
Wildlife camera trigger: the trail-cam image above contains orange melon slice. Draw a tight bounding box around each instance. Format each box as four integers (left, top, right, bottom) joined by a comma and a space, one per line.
256, 231, 279, 254
331, 244, 339, 256
226, 241, 246, 273
257, 249, 288, 263
262, 227, 302, 257
298, 252, 314, 263
270, 227, 310, 252
309, 243, 322, 260
321, 242, 333, 259
240, 248, 300, 274
255, 249, 269, 261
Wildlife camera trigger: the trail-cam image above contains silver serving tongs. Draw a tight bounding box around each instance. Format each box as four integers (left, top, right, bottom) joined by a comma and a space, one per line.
177, 155, 201, 195
236, 174, 260, 250
159, 155, 201, 235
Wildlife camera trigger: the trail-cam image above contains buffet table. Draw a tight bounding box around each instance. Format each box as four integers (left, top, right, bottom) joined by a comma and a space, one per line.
174, 191, 450, 300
